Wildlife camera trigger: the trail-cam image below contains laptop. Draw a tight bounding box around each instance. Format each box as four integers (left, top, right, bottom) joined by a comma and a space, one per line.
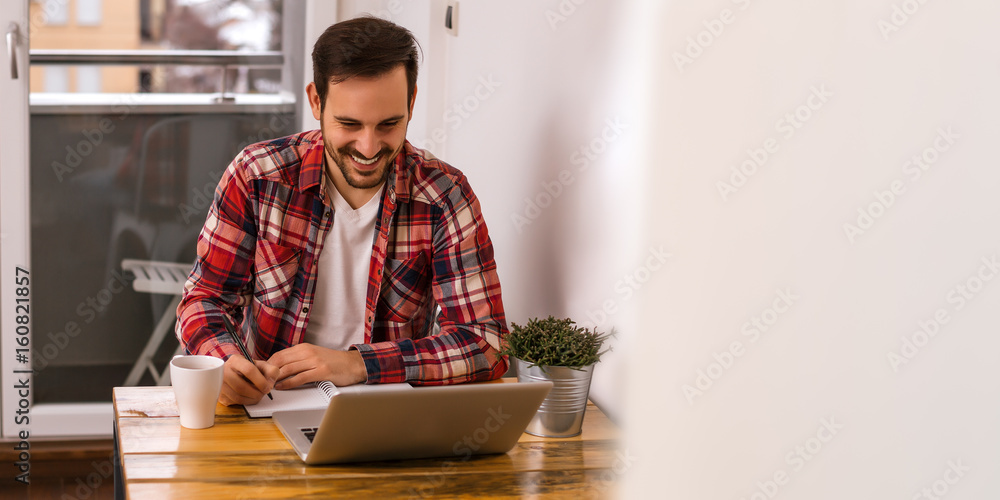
272, 381, 553, 465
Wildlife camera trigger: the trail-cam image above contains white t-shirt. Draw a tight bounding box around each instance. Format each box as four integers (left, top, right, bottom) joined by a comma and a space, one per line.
304, 183, 384, 350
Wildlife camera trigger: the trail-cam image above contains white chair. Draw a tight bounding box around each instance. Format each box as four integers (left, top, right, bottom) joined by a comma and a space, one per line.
122, 259, 192, 386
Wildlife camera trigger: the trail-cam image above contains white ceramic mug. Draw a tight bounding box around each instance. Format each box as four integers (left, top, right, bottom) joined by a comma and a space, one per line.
170, 355, 224, 429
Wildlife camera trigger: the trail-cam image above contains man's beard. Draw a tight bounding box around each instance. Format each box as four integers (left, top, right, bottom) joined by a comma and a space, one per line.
324, 139, 402, 190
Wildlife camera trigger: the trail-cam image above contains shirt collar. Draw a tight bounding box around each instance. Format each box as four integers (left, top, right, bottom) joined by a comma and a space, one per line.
297, 139, 326, 193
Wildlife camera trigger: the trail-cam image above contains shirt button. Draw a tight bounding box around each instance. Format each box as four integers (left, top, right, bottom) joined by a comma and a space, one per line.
303, 307, 309, 314
367, 315, 373, 324
324, 211, 331, 218
382, 217, 389, 225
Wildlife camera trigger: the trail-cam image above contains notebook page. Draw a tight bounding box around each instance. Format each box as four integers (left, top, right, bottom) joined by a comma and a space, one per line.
244, 381, 414, 418
244, 383, 331, 418
327, 382, 414, 396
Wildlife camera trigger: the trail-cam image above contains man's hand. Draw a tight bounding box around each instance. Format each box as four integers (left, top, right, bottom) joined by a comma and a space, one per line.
268, 344, 368, 389
219, 356, 280, 406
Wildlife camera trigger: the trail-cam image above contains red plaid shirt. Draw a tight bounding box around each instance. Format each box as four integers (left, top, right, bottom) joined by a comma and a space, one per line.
176, 130, 509, 384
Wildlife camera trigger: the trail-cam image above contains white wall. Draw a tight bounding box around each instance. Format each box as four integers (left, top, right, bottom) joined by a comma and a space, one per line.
631, 1, 1000, 498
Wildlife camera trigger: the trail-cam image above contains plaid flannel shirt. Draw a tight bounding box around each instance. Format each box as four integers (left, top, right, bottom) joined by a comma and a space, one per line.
175, 130, 509, 384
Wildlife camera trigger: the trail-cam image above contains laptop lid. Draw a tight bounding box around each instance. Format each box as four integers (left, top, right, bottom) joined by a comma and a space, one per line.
273, 381, 553, 465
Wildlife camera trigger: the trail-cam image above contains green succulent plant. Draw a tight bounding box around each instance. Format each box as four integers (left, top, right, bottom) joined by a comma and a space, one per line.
500, 316, 612, 370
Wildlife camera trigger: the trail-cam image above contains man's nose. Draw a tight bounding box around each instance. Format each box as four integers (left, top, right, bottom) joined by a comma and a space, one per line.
354, 129, 381, 158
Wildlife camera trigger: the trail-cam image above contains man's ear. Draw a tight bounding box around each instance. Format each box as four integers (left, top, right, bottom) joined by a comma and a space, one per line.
306, 82, 323, 121
407, 84, 418, 122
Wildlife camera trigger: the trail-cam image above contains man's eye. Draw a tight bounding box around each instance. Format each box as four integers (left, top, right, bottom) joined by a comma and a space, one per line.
340, 122, 361, 128
380, 121, 399, 128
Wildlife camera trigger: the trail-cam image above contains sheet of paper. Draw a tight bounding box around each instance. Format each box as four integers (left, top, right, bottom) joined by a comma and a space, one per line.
244, 384, 331, 418
244, 381, 413, 418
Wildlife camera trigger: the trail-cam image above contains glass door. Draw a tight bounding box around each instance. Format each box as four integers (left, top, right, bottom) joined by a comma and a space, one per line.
1, 0, 302, 438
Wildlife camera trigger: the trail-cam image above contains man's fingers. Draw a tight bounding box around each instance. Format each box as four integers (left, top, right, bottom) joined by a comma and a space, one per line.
219, 390, 241, 407
274, 371, 316, 391
231, 356, 273, 392
221, 356, 272, 405
220, 385, 250, 406
255, 360, 280, 384
223, 372, 262, 403
268, 344, 367, 387
275, 359, 314, 386
267, 344, 308, 368
226, 371, 258, 395
221, 375, 267, 406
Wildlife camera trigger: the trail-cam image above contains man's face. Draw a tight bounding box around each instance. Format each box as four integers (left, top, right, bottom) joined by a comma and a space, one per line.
308, 65, 414, 198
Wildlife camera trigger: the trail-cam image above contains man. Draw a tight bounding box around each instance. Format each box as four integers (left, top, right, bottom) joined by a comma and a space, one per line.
176, 17, 508, 406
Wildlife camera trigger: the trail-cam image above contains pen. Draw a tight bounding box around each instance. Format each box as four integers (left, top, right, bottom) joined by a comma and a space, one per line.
221, 314, 273, 400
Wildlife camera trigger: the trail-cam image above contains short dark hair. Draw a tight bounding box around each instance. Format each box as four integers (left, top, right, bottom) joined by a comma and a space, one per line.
312, 16, 421, 109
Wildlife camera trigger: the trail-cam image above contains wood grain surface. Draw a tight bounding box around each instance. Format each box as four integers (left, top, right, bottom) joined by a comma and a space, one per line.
113, 382, 622, 499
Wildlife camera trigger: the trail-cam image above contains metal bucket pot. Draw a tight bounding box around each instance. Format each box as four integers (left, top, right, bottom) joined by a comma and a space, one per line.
515, 358, 595, 438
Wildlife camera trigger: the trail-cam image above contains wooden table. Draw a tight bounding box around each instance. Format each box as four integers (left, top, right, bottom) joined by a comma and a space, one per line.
112, 381, 621, 499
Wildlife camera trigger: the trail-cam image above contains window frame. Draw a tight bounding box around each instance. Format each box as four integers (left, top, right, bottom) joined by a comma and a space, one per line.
1, 0, 309, 439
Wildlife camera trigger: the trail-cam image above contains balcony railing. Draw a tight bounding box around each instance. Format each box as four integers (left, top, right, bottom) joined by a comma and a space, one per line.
28, 49, 291, 113
30, 49, 283, 67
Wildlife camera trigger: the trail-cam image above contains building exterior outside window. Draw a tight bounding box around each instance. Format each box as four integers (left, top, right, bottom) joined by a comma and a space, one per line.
77, 0, 103, 26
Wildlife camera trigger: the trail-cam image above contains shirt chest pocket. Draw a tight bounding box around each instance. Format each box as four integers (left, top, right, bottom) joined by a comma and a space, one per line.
253, 238, 301, 309
379, 252, 431, 322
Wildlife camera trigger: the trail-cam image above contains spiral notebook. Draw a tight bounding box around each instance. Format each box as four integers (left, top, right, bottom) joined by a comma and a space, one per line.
245, 381, 413, 418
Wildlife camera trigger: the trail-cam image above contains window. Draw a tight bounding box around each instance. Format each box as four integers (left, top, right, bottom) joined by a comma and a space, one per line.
76, 0, 103, 26
76, 66, 102, 92
43, 66, 69, 92
42, 0, 69, 26
11, 0, 304, 437
30, 0, 284, 95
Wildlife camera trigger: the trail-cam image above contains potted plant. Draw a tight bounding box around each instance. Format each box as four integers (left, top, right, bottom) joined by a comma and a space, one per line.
500, 316, 612, 438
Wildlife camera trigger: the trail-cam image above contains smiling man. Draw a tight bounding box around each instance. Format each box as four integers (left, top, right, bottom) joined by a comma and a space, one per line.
176, 17, 509, 405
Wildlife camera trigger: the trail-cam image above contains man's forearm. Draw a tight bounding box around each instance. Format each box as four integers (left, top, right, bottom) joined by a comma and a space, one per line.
175, 297, 242, 359
353, 326, 507, 385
